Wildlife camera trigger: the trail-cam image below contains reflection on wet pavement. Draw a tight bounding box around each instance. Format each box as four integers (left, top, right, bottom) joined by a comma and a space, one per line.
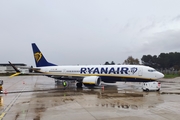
0, 76, 180, 120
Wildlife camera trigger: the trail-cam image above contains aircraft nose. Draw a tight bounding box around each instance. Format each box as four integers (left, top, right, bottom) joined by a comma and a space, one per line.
157, 72, 164, 79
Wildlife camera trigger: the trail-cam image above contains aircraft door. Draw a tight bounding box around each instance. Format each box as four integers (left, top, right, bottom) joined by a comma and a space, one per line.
138, 68, 143, 76
63, 69, 66, 73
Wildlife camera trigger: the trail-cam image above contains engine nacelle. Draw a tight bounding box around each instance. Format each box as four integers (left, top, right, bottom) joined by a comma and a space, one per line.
83, 76, 101, 86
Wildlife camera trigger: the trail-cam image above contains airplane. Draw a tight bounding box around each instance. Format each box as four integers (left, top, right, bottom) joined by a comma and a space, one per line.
10, 43, 164, 88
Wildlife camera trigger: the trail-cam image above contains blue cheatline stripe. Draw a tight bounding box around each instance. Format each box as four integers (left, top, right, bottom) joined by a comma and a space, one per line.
43, 72, 156, 81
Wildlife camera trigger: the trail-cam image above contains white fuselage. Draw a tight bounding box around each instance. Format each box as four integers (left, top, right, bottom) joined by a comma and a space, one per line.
37, 65, 164, 81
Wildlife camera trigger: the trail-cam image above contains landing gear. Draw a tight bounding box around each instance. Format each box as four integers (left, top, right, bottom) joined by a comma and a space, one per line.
55, 79, 62, 84
55, 79, 82, 88
76, 82, 82, 88
143, 88, 149, 92
157, 89, 160, 91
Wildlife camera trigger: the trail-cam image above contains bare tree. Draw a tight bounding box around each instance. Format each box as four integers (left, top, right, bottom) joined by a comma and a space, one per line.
123, 56, 140, 65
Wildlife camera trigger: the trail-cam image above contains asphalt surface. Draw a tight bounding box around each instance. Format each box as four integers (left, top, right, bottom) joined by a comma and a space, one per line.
0, 76, 180, 120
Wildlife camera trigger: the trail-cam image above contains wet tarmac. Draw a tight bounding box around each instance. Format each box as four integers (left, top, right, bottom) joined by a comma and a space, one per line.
0, 76, 180, 120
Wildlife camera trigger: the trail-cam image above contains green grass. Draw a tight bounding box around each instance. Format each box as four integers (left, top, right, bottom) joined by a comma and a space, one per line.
164, 74, 180, 78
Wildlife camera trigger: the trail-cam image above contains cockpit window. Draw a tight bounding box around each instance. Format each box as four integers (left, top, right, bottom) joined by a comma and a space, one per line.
148, 69, 156, 72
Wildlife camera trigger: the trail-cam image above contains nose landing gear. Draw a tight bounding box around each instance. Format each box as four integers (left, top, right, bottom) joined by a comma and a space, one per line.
76, 82, 82, 88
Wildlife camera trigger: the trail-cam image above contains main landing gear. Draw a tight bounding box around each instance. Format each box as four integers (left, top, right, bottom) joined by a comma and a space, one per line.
55, 79, 82, 88
55, 79, 68, 87
55, 79, 62, 84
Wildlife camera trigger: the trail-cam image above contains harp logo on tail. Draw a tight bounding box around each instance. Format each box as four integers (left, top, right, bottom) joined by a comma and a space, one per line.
34, 52, 42, 62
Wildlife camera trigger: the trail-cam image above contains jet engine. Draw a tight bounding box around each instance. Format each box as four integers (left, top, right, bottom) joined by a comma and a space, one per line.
82, 76, 101, 86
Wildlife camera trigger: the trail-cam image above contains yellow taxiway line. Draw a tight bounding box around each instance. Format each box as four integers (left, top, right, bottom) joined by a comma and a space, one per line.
0, 87, 25, 120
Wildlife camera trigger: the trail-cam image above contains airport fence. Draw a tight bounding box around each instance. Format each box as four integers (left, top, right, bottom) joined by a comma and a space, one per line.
158, 70, 180, 75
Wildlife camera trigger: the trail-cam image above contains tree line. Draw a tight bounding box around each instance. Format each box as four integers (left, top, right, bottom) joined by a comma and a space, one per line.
104, 52, 180, 70
141, 52, 180, 70
104, 56, 140, 65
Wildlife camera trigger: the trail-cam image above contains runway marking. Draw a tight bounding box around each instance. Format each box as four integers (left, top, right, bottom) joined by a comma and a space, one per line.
0, 112, 5, 119
0, 86, 26, 120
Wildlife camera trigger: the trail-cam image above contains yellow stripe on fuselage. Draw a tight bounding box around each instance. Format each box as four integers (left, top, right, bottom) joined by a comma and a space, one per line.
83, 82, 96, 84
43, 72, 156, 81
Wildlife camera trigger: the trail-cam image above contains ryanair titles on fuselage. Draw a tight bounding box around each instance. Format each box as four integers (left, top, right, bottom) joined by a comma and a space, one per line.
80, 67, 138, 74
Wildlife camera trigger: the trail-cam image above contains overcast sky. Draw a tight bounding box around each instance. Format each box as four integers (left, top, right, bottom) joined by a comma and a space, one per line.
1, 0, 180, 66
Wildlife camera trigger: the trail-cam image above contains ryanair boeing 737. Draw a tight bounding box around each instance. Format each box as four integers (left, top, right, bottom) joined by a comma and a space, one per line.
10, 43, 164, 88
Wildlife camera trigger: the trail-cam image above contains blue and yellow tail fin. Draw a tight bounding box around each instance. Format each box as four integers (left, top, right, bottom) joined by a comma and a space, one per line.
31, 43, 57, 67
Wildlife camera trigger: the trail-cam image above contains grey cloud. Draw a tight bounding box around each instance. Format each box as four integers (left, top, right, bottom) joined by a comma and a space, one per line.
172, 15, 180, 21
1, 0, 180, 66
138, 30, 180, 55
139, 22, 156, 32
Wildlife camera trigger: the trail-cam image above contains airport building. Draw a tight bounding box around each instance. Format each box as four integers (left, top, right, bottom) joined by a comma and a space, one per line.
0, 63, 29, 73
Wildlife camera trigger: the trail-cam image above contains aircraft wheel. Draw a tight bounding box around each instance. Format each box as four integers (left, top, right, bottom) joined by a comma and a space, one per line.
55, 79, 59, 83
76, 82, 82, 88
146, 89, 149, 92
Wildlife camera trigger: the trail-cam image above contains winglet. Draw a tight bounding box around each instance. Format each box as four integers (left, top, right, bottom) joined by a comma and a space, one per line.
10, 72, 21, 78
8, 61, 20, 72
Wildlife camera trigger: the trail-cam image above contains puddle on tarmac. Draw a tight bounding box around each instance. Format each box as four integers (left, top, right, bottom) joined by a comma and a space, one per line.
98, 93, 143, 98
161, 86, 170, 88
31, 83, 164, 116
15, 112, 19, 120
32, 100, 47, 120
35, 92, 83, 98
80, 95, 163, 110
161, 92, 180, 95
33, 115, 40, 120
95, 103, 141, 110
